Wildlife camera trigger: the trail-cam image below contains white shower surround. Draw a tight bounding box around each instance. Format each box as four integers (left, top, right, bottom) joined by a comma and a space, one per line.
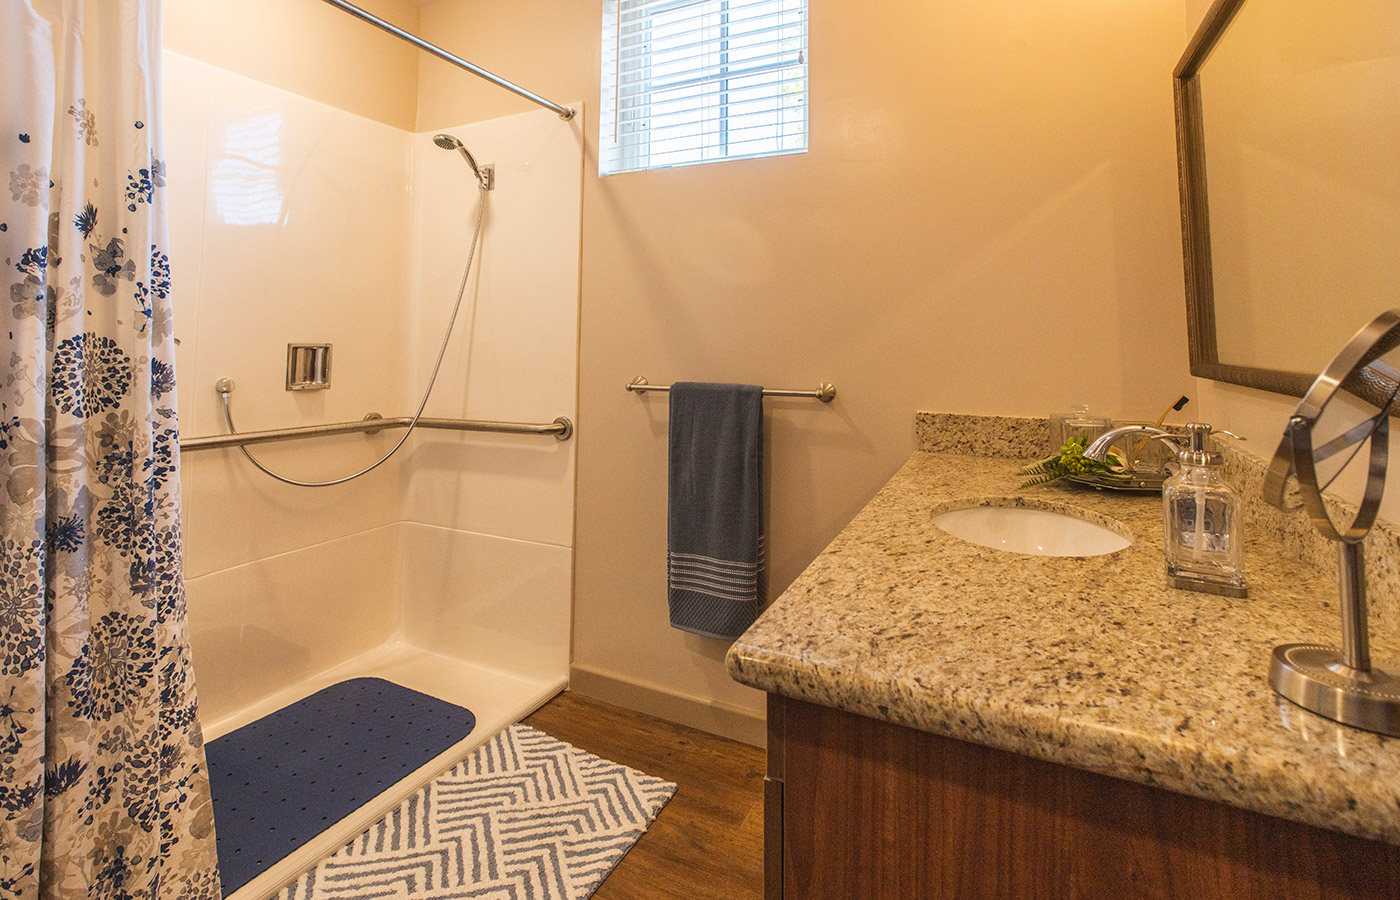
164, 49, 579, 771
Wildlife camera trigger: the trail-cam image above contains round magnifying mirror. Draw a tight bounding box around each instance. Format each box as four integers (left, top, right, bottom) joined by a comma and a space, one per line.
1265, 312, 1400, 526
1266, 309, 1400, 737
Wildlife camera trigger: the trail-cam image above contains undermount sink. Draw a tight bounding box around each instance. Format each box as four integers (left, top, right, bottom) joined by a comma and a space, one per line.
931, 503, 1131, 557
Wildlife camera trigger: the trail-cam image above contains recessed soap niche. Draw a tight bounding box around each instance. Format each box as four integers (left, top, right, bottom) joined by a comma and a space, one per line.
286, 343, 332, 391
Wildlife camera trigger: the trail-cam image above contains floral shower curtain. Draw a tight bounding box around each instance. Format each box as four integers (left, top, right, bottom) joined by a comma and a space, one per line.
2, 2, 220, 898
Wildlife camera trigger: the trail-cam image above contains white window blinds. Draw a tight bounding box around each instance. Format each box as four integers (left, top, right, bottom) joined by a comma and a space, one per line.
601, 0, 808, 175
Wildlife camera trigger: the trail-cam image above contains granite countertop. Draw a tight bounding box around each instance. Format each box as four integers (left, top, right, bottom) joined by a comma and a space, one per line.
725, 450, 1400, 847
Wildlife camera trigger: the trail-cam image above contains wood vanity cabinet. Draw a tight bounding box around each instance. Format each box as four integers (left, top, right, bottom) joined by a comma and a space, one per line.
764, 695, 1400, 900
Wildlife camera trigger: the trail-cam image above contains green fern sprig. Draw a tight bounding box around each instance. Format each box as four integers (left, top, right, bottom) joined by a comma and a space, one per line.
1018, 435, 1122, 489
1017, 457, 1068, 488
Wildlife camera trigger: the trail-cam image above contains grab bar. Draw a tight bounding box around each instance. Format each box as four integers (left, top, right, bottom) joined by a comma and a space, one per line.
626, 375, 836, 402
180, 413, 573, 452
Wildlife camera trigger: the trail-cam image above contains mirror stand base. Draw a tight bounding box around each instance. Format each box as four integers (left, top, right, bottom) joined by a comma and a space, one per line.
1270, 643, 1400, 737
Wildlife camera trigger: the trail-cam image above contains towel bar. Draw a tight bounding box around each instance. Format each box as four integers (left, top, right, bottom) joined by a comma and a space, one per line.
626, 376, 836, 403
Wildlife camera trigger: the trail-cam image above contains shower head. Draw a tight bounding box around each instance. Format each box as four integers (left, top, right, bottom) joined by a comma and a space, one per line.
432, 133, 489, 189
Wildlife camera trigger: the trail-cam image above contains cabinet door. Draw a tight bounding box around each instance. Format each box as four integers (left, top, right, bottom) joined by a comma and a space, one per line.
777, 697, 1400, 900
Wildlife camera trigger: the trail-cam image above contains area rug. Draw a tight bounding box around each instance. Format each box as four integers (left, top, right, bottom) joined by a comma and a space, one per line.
273, 723, 678, 900
207, 677, 478, 896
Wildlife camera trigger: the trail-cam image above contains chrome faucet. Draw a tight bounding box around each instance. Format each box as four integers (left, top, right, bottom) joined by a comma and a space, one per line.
1085, 423, 1241, 466
1083, 425, 1177, 464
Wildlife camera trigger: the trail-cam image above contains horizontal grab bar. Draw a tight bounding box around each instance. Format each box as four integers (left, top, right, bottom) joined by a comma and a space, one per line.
626, 375, 836, 402
180, 414, 573, 452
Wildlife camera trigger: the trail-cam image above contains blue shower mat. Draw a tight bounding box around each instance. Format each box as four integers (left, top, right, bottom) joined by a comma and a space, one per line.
205, 677, 477, 897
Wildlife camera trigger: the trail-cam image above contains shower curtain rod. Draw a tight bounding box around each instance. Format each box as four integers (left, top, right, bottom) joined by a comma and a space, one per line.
319, 0, 576, 120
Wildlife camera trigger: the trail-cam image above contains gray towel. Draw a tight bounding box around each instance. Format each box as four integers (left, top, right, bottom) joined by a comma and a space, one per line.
667, 382, 766, 639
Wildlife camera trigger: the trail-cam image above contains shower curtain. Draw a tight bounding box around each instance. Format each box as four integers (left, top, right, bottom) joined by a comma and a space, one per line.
2, 2, 220, 898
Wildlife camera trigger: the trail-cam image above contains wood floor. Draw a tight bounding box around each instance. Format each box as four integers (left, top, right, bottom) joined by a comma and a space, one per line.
523, 691, 766, 900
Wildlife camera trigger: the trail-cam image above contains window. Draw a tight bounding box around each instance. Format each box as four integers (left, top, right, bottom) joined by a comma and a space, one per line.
601, 0, 808, 175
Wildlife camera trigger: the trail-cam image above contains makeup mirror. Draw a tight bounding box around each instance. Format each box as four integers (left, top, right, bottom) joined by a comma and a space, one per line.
1174, 0, 1400, 396
1263, 310, 1400, 736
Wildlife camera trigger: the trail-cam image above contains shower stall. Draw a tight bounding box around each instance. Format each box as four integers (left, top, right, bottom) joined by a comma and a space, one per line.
164, 40, 582, 894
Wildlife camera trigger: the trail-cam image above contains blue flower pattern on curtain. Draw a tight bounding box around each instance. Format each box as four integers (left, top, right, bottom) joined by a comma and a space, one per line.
1, 2, 220, 898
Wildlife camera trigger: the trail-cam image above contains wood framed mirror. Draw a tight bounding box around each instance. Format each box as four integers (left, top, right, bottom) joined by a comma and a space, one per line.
1174, 0, 1400, 397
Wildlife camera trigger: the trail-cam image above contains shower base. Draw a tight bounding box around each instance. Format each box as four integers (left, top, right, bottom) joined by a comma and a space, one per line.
203, 641, 565, 900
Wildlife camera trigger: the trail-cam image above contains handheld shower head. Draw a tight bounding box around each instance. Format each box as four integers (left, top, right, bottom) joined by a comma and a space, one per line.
432, 133, 489, 189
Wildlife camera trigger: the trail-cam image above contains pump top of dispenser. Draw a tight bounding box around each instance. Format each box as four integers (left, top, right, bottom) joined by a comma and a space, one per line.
1174, 422, 1239, 467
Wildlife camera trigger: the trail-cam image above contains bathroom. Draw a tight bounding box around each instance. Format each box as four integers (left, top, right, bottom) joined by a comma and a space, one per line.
5, 0, 1399, 897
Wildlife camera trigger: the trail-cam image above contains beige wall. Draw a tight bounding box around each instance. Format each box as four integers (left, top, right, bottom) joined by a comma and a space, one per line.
163, 0, 422, 130
417, 0, 1193, 733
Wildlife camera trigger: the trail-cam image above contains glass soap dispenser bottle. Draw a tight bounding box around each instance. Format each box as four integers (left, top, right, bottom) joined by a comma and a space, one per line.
1161, 422, 1247, 598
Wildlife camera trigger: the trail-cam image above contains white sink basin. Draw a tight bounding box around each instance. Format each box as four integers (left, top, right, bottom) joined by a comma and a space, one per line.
931, 504, 1130, 557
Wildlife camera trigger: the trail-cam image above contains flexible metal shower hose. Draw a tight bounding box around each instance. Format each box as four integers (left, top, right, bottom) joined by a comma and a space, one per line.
225, 177, 488, 488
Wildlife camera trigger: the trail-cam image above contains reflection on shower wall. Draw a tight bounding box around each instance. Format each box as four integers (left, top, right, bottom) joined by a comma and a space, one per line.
162, 51, 581, 728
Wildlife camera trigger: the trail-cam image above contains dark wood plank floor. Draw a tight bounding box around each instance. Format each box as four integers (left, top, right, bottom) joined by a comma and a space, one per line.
523, 691, 765, 900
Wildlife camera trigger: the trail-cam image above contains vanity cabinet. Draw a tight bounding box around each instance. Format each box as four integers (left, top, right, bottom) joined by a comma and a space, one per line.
765, 695, 1400, 900
728, 445, 1400, 900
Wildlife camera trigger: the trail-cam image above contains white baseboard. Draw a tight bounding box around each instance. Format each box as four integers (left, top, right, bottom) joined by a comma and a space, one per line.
569, 664, 767, 748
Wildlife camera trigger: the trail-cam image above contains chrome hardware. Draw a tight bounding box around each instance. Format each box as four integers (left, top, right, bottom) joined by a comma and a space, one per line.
1084, 425, 1175, 463
1085, 422, 1242, 467
286, 343, 332, 391
317, 0, 576, 120
1269, 642, 1400, 736
181, 379, 573, 451
627, 375, 837, 403
432, 134, 495, 190
1263, 309, 1400, 737
180, 414, 573, 450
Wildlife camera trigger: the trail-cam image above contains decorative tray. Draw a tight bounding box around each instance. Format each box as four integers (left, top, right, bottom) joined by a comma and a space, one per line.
1066, 471, 1168, 493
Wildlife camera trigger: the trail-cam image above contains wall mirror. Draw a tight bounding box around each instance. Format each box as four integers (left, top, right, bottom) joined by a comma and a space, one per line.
1174, 0, 1400, 396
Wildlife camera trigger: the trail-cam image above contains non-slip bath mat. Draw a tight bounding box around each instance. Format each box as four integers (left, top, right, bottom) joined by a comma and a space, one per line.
273, 723, 678, 900
206, 677, 477, 897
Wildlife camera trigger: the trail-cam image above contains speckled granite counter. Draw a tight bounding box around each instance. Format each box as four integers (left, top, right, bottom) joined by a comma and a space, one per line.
726, 436, 1400, 847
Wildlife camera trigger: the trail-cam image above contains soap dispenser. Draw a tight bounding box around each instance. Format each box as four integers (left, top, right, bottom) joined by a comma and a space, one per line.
1161, 423, 1247, 598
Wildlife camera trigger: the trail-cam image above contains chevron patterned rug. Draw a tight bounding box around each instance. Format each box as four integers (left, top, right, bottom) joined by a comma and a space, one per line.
273, 724, 677, 900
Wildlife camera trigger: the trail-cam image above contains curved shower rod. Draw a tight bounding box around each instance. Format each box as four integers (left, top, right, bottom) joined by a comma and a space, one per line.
319, 0, 576, 121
